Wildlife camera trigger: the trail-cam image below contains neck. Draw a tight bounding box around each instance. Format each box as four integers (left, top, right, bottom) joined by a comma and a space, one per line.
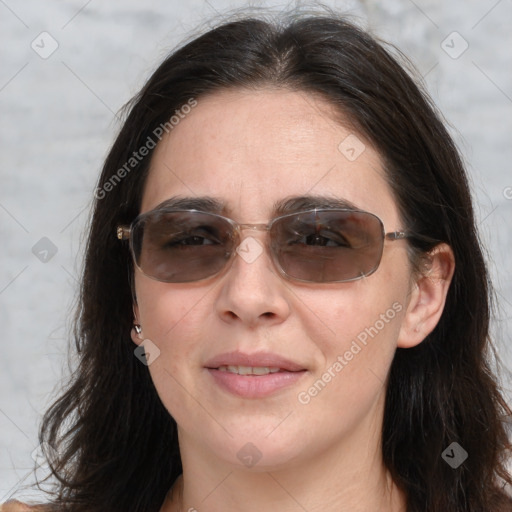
165, 464, 405, 512
162, 414, 407, 512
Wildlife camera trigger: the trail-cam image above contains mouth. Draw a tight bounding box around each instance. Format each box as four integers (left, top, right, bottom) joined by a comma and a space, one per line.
216, 365, 286, 375
204, 352, 307, 398
204, 351, 306, 372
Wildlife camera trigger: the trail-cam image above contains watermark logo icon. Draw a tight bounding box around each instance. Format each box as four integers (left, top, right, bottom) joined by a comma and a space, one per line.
31, 31, 59, 59
503, 187, 512, 200
236, 236, 263, 264
441, 32, 469, 59
134, 339, 161, 366
338, 134, 366, 161
237, 442, 262, 468
442, 441, 468, 468
32, 237, 58, 263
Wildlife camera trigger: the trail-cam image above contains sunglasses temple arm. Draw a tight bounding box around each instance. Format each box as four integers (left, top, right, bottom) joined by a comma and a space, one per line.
385, 231, 407, 241
117, 226, 131, 241
386, 230, 441, 245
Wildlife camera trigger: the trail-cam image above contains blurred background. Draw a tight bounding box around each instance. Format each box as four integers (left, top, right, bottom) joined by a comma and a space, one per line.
1, 0, 511, 501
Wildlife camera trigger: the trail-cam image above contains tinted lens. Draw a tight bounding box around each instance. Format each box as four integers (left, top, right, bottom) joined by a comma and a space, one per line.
131, 210, 235, 282
270, 210, 385, 282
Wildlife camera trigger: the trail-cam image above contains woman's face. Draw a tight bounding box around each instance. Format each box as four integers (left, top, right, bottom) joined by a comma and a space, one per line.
133, 88, 414, 471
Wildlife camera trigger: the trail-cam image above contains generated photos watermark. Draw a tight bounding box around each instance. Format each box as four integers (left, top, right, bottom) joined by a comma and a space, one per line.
441, 441, 468, 469
440, 31, 469, 59
297, 301, 403, 404
237, 442, 263, 468
31, 31, 59, 59
134, 338, 161, 366
236, 236, 264, 264
95, 97, 198, 200
338, 133, 366, 161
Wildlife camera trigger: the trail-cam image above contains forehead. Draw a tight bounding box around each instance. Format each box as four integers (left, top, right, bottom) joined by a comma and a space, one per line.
141, 88, 398, 224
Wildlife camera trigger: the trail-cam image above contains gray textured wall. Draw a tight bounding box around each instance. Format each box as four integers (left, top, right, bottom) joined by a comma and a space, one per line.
1, 0, 511, 501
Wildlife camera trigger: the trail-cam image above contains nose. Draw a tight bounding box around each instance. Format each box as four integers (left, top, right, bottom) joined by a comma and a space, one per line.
214, 233, 291, 327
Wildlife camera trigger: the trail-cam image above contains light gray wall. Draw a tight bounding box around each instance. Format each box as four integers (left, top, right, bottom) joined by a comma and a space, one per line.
1, 0, 511, 501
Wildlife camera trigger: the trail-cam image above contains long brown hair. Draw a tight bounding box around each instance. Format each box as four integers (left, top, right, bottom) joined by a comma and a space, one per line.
32, 9, 512, 511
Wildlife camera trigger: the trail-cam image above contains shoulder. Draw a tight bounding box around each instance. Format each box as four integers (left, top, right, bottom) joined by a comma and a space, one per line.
1, 501, 48, 511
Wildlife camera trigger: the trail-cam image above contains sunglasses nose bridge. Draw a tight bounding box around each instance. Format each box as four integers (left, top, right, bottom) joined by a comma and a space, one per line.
223, 222, 271, 260
233, 223, 272, 245
232, 222, 278, 264
237, 222, 270, 232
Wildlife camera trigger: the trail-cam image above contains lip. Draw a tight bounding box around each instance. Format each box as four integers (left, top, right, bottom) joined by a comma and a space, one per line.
204, 351, 307, 399
204, 351, 306, 372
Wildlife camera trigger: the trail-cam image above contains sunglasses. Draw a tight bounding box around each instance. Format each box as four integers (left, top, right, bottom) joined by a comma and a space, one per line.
117, 208, 410, 284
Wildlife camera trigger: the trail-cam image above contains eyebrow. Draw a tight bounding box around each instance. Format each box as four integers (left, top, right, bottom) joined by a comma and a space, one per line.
274, 195, 360, 215
151, 195, 361, 216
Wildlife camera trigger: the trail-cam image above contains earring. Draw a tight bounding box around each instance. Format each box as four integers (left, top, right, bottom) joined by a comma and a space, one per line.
134, 324, 142, 335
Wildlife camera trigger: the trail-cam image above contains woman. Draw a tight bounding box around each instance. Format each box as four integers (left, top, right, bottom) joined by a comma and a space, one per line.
4, 9, 512, 512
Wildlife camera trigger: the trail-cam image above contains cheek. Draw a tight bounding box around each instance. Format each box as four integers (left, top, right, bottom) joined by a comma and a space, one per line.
292, 283, 406, 409
296, 280, 406, 353
136, 278, 212, 342
132, 281, 238, 454
135, 279, 213, 397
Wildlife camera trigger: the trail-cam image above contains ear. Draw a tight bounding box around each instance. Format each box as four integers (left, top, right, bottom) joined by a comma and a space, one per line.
397, 243, 455, 348
130, 302, 144, 346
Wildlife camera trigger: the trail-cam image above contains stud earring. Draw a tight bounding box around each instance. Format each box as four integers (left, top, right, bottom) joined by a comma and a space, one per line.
134, 324, 142, 335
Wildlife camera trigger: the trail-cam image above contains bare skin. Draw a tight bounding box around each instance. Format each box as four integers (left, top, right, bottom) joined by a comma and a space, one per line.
0, 502, 47, 511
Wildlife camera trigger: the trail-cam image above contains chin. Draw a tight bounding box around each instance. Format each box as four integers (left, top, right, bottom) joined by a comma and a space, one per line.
200, 424, 307, 471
